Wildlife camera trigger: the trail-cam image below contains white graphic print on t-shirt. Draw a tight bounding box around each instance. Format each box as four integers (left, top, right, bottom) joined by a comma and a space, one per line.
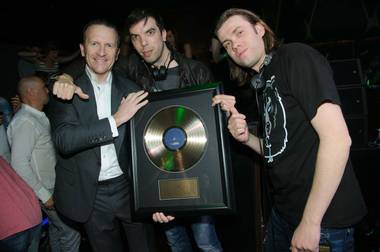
263, 75, 288, 163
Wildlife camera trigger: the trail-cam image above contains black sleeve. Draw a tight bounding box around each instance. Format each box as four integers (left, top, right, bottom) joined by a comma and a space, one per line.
286, 43, 341, 120
49, 96, 113, 156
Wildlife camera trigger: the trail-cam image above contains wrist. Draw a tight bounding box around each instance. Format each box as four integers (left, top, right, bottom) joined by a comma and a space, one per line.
60, 73, 74, 82
113, 114, 122, 127
301, 213, 322, 227
242, 132, 251, 145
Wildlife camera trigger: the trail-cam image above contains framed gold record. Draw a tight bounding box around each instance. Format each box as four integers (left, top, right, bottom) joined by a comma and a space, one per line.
130, 82, 235, 217
143, 105, 207, 173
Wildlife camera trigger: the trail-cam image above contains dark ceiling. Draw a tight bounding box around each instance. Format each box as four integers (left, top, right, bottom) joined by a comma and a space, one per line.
0, 0, 254, 47
1, 0, 379, 50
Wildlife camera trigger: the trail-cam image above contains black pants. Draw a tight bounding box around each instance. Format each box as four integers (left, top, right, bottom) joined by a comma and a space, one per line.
84, 175, 155, 252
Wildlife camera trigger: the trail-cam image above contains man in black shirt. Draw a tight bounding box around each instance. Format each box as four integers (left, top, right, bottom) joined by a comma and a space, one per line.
213, 8, 366, 252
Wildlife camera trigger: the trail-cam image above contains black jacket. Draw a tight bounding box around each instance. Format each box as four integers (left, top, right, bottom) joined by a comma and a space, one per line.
114, 50, 214, 91
49, 72, 139, 222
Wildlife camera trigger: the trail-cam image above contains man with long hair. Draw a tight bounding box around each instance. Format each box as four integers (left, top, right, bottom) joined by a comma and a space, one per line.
213, 8, 366, 252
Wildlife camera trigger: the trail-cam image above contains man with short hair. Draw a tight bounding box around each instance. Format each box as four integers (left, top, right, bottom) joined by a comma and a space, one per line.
48, 19, 155, 252
7, 76, 81, 252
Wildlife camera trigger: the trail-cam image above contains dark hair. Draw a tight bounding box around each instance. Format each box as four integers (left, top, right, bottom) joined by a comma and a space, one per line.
126, 8, 165, 33
82, 19, 120, 47
214, 8, 281, 85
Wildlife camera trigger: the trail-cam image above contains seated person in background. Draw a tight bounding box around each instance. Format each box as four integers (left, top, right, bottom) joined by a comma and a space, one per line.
17, 45, 40, 78
18, 41, 80, 80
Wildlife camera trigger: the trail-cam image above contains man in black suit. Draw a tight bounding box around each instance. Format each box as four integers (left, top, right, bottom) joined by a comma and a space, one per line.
49, 19, 155, 252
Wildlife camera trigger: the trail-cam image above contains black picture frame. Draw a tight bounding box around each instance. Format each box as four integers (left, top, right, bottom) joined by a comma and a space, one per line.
130, 82, 235, 218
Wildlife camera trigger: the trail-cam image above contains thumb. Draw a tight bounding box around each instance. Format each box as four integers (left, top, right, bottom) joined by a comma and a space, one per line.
230, 106, 239, 115
75, 87, 89, 99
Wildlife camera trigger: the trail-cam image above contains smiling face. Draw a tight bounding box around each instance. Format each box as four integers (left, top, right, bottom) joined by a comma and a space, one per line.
129, 17, 167, 66
217, 15, 266, 72
80, 24, 120, 82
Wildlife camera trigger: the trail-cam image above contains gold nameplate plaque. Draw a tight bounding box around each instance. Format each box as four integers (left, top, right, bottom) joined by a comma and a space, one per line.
159, 178, 199, 200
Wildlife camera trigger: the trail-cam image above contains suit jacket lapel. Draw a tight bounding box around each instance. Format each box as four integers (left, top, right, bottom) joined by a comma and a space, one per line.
111, 76, 125, 155
76, 75, 101, 159
79, 76, 98, 116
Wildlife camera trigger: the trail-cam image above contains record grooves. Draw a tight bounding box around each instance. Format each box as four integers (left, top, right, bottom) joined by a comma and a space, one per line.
144, 106, 207, 172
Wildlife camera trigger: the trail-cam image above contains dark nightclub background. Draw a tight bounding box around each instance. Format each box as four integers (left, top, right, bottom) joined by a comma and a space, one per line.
1, 0, 380, 251
1, 0, 379, 50
1, 0, 380, 91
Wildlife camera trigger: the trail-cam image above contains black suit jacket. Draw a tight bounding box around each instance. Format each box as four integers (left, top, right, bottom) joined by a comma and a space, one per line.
49, 72, 140, 222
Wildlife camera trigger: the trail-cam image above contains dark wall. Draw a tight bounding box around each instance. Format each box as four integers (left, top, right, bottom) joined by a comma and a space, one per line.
0, 44, 18, 99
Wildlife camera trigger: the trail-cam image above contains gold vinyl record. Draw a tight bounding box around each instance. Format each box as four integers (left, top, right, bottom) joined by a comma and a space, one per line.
144, 106, 207, 172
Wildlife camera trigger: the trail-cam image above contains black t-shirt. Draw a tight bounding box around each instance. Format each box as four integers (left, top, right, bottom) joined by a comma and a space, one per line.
260, 43, 366, 228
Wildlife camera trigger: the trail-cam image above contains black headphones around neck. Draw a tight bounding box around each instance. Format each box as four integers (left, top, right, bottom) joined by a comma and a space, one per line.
151, 64, 169, 81
147, 46, 174, 81
250, 53, 273, 90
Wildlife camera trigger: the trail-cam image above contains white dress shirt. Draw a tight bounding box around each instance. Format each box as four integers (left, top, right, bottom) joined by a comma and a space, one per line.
7, 104, 56, 203
85, 66, 123, 181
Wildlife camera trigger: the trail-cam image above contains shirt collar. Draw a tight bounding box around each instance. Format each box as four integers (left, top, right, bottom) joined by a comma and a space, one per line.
85, 65, 112, 87
22, 104, 45, 117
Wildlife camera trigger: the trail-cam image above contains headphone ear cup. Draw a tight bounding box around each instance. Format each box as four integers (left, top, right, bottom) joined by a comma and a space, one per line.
249, 53, 273, 90
159, 65, 167, 80
152, 65, 168, 81
152, 67, 159, 80
250, 72, 265, 90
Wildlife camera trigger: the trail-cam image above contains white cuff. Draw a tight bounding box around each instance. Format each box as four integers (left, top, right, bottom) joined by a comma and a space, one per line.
108, 116, 119, 137
37, 187, 52, 204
